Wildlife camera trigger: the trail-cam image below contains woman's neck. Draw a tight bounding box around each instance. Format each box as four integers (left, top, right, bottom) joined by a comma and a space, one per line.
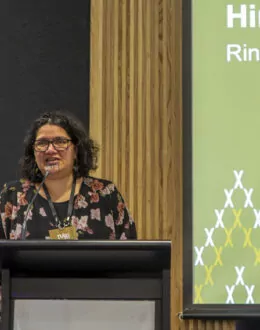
37, 174, 83, 203
45, 174, 74, 201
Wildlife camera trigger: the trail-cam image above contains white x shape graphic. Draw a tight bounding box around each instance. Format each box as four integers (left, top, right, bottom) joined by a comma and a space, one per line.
244, 188, 253, 208
225, 285, 235, 304
194, 246, 204, 266
245, 285, 255, 304
233, 170, 244, 189
235, 266, 245, 286
204, 228, 215, 247
253, 209, 260, 228
215, 209, 225, 228
224, 189, 234, 208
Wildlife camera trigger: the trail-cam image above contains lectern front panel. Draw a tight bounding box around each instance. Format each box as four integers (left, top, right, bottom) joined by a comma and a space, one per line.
13, 300, 155, 330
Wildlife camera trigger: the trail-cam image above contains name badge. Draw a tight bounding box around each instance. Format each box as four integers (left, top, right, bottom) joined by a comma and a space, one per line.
48, 226, 78, 240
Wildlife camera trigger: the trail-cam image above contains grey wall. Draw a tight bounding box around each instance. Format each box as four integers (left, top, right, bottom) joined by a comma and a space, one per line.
0, 0, 91, 186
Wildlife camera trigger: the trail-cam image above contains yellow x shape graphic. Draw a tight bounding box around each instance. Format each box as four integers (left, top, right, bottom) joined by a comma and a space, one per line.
194, 285, 203, 303
214, 246, 223, 266
232, 209, 242, 229
204, 265, 214, 286
224, 228, 233, 247
254, 247, 260, 266
243, 228, 252, 248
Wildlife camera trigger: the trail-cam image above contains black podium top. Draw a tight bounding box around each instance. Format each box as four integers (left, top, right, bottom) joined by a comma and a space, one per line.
0, 240, 171, 275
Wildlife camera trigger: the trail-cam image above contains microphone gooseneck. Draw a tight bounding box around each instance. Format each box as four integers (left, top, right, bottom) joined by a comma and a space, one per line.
21, 169, 50, 240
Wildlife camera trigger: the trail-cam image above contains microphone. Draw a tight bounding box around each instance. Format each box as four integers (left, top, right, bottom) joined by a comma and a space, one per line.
21, 169, 50, 240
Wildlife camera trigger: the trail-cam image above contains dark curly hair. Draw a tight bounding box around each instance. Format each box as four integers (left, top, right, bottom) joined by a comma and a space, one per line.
19, 110, 99, 182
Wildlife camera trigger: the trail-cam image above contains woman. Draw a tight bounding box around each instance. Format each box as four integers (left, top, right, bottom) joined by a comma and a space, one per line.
0, 110, 137, 240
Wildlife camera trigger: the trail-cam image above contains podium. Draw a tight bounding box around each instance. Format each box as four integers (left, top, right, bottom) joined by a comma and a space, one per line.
0, 240, 171, 330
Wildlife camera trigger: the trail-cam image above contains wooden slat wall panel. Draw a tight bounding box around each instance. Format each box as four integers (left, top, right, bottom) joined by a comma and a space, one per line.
89, 0, 235, 329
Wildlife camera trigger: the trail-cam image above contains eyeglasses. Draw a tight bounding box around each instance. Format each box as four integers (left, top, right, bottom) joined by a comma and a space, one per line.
34, 137, 72, 152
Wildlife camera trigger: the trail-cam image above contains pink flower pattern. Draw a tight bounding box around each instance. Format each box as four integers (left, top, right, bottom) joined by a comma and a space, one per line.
17, 192, 28, 206
23, 208, 32, 220
11, 206, 20, 220
89, 192, 99, 203
90, 208, 101, 220
105, 214, 115, 231
74, 194, 88, 209
39, 207, 47, 217
120, 232, 127, 240
10, 224, 22, 240
21, 180, 31, 193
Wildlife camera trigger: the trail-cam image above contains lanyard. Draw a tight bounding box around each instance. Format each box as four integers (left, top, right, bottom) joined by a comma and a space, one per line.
43, 177, 76, 228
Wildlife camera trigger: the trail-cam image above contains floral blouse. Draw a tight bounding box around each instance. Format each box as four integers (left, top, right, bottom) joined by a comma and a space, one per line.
0, 176, 137, 240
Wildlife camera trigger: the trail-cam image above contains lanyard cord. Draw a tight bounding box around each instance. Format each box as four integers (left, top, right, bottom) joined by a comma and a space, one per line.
43, 176, 76, 229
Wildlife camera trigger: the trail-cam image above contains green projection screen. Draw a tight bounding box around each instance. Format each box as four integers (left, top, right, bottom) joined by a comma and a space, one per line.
183, 0, 260, 319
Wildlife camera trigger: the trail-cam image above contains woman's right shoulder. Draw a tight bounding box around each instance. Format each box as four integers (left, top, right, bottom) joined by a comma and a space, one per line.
0, 178, 34, 195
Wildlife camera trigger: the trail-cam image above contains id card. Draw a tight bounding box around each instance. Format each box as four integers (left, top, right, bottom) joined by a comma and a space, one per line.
48, 226, 78, 240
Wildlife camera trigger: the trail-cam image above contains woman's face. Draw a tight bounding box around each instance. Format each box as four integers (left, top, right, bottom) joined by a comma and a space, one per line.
34, 124, 77, 179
